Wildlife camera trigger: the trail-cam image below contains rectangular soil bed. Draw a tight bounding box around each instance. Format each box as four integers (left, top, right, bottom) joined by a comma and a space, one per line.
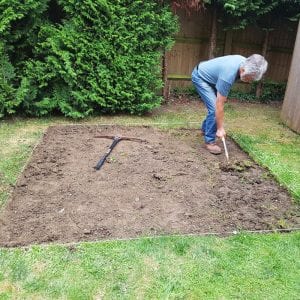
0, 125, 298, 247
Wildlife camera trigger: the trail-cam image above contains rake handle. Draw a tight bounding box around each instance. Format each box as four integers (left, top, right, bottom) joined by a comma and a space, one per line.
221, 136, 229, 161
94, 137, 121, 170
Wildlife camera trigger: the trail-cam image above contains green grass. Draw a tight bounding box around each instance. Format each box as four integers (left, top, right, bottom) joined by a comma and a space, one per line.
0, 121, 46, 207
0, 233, 300, 299
0, 101, 299, 299
224, 102, 300, 200
231, 134, 300, 199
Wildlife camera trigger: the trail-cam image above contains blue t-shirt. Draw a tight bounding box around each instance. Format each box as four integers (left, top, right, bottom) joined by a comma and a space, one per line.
197, 55, 246, 97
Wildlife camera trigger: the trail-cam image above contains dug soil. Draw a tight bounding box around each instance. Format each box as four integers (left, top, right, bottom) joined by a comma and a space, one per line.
0, 125, 299, 247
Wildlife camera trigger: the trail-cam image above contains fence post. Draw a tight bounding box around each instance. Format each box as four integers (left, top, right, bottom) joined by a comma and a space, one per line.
256, 29, 270, 99
223, 30, 233, 55
281, 21, 300, 133
162, 51, 169, 101
208, 4, 217, 59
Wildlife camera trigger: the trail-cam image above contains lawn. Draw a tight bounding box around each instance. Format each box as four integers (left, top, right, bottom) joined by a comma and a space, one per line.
0, 100, 299, 299
1, 234, 299, 299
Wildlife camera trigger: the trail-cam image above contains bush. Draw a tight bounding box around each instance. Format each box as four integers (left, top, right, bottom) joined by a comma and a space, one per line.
0, 0, 178, 118
254, 81, 287, 102
0, 1, 49, 118
229, 81, 287, 103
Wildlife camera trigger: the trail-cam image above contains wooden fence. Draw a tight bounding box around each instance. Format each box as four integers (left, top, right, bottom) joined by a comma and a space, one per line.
281, 21, 300, 133
166, 8, 298, 89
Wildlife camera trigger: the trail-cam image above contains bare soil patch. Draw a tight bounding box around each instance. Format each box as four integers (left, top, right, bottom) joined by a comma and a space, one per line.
0, 125, 298, 247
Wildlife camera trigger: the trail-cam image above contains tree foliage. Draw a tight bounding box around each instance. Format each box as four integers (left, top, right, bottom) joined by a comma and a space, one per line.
168, 0, 208, 12
0, 0, 178, 118
221, 0, 300, 29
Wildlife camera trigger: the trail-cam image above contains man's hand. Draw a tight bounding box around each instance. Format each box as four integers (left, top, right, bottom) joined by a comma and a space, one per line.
216, 127, 226, 138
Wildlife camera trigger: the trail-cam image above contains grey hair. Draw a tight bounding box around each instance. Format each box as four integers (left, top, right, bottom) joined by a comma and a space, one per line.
241, 54, 268, 81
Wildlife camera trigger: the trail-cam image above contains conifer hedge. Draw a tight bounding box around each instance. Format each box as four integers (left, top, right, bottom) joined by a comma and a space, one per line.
0, 0, 177, 118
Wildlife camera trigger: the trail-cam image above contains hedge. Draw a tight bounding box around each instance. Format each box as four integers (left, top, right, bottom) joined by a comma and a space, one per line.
0, 0, 178, 118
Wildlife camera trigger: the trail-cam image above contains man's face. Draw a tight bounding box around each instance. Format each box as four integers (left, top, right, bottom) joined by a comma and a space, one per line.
240, 68, 255, 83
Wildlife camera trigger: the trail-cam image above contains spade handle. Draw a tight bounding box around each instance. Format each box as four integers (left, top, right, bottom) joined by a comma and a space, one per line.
221, 137, 229, 162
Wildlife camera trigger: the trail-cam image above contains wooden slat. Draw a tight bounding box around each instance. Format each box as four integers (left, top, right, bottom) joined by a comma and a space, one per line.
281, 21, 300, 133
166, 7, 297, 89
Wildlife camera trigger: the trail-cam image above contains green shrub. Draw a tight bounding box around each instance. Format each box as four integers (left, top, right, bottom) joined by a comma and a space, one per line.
0, 1, 49, 117
172, 86, 198, 97
0, 42, 16, 118
254, 81, 287, 102
170, 80, 286, 103
0, 0, 178, 118
229, 81, 287, 103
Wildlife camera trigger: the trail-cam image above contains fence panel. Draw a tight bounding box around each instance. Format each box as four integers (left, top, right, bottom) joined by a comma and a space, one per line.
166, 8, 297, 89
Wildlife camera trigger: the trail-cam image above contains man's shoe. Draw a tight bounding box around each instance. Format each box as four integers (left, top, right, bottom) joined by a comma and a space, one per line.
205, 143, 222, 155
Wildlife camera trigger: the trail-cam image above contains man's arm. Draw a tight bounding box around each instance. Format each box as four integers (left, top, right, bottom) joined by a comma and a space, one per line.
215, 92, 227, 138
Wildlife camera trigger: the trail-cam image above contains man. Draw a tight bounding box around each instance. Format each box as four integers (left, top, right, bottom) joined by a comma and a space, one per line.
191, 54, 268, 154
